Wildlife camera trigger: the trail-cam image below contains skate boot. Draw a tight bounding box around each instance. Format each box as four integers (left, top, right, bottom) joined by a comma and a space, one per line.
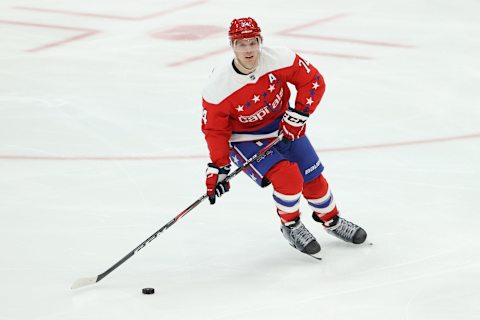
281, 218, 321, 256
314, 214, 367, 244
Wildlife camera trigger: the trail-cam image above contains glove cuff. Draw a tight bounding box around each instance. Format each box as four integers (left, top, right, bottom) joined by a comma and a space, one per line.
206, 163, 220, 175
207, 163, 231, 178
218, 164, 231, 175
283, 108, 309, 127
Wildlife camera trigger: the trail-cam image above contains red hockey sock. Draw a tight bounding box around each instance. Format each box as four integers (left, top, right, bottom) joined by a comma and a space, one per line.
265, 160, 304, 224
303, 174, 339, 223
277, 209, 300, 225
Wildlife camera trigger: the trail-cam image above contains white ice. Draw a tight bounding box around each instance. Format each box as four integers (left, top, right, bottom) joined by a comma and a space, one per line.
1, 0, 480, 319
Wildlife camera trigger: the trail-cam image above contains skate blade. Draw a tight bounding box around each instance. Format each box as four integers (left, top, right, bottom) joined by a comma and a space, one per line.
307, 252, 322, 260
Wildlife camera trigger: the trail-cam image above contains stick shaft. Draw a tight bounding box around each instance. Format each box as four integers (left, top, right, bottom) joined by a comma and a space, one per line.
72, 135, 282, 289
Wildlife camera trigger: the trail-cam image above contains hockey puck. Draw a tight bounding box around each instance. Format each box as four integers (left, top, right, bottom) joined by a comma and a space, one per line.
142, 288, 155, 295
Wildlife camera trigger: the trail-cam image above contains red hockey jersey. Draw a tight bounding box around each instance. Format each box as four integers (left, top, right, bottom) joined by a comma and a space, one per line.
202, 46, 326, 166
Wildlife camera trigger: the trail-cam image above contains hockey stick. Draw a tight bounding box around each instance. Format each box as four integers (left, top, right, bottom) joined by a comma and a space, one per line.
71, 134, 283, 290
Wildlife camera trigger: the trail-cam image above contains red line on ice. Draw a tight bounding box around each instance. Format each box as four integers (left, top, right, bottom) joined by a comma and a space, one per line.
296, 49, 373, 60
1, 133, 478, 161
275, 14, 349, 34
0, 20, 99, 52
286, 33, 413, 48
318, 133, 480, 152
14, 0, 208, 21
167, 47, 230, 67
277, 15, 413, 48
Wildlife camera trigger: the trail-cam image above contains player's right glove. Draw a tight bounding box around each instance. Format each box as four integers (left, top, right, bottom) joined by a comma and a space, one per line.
279, 108, 309, 141
205, 163, 231, 204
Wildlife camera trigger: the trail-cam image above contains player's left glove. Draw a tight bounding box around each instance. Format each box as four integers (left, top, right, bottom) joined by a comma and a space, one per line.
205, 163, 231, 204
279, 108, 309, 141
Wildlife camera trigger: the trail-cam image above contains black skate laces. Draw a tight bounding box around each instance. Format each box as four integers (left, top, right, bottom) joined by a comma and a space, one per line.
327, 218, 358, 240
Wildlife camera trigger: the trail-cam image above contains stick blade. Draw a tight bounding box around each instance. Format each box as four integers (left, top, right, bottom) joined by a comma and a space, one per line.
71, 276, 98, 290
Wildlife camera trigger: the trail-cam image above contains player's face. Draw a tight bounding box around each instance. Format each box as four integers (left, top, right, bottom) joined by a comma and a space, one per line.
232, 37, 260, 69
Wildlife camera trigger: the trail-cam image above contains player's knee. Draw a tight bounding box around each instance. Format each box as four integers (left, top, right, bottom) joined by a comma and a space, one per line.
303, 174, 328, 198
266, 160, 303, 194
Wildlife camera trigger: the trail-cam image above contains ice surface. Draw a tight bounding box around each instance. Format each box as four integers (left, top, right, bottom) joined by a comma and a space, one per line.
1, 0, 479, 319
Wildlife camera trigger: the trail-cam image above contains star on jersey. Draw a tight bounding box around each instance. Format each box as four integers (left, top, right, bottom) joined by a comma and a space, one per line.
231, 155, 239, 164
312, 81, 320, 90
306, 97, 314, 106
236, 105, 244, 112
268, 84, 275, 93
252, 95, 260, 103
249, 173, 257, 181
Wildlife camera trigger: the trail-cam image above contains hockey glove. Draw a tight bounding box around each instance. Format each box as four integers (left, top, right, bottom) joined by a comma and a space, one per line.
279, 108, 309, 141
205, 163, 231, 204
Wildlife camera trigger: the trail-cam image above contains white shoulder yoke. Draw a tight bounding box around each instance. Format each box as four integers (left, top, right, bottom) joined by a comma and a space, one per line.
259, 46, 296, 75
202, 46, 296, 105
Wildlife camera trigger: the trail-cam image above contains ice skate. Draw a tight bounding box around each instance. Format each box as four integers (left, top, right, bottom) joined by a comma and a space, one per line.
281, 218, 321, 257
315, 215, 367, 244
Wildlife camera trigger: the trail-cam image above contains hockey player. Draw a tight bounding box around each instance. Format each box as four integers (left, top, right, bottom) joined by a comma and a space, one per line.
201, 17, 367, 258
